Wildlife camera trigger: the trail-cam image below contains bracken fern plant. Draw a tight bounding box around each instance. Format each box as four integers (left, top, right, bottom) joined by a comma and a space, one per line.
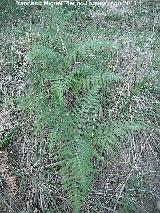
15, 4, 156, 213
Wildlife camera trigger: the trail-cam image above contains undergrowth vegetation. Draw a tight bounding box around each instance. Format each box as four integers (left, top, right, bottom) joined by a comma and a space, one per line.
0, 1, 160, 213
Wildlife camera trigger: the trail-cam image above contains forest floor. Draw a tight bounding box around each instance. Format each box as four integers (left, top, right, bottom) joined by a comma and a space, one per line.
0, 1, 160, 213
